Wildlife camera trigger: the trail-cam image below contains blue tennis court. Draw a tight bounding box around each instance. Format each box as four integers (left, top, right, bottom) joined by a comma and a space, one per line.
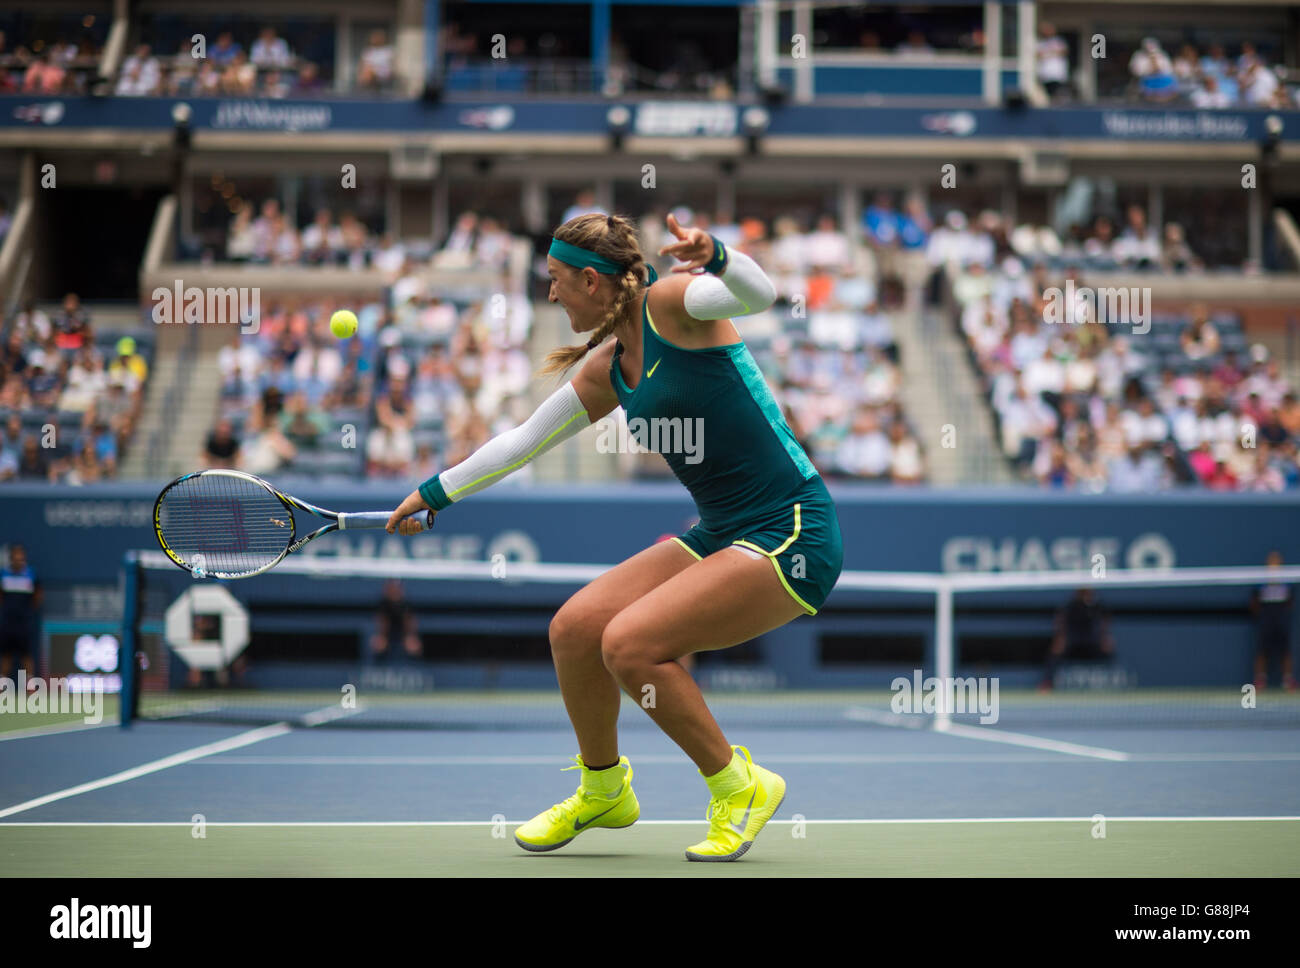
3, 696, 1297, 876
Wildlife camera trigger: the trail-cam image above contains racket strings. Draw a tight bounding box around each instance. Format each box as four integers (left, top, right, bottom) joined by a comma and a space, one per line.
158, 474, 293, 577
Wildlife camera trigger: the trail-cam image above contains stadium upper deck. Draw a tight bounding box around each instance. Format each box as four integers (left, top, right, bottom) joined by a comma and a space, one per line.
2, 1, 1298, 229
1, 1, 1299, 492
2, 1, 1299, 106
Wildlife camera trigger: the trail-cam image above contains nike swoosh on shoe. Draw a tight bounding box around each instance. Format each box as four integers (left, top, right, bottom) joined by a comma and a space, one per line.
730, 786, 758, 835
573, 802, 620, 831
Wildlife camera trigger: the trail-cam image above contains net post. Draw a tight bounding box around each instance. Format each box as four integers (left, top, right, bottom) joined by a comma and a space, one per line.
934, 580, 954, 729
119, 550, 140, 729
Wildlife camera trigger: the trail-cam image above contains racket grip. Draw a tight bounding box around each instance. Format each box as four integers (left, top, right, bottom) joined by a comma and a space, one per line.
338, 510, 434, 531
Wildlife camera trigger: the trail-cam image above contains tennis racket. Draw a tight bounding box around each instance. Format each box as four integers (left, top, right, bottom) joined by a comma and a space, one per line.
153, 469, 432, 580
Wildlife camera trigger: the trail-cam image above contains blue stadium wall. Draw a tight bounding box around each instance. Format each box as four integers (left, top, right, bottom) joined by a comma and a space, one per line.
3, 484, 1296, 690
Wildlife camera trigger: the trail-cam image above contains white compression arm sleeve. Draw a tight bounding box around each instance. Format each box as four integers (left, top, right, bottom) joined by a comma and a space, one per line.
683, 247, 778, 321
428, 381, 589, 506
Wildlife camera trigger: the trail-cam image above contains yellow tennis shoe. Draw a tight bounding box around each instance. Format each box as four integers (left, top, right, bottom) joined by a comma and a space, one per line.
685, 746, 785, 862
514, 754, 640, 852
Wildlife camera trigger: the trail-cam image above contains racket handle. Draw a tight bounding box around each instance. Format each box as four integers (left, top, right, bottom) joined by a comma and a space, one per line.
338, 510, 434, 531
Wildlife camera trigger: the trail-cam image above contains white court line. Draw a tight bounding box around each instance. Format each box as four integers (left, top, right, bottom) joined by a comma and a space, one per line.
1128, 753, 1300, 758
1, 817, 1296, 828
300, 705, 363, 727
0, 702, 358, 819
934, 720, 1130, 761
0, 723, 291, 820
0, 720, 114, 742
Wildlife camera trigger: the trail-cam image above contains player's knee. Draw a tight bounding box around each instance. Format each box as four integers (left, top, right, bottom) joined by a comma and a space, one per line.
599, 616, 644, 680
548, 605, 601, 663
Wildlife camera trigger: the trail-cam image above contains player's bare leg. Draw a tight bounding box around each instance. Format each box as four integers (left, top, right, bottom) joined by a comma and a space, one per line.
600, 546, 806, 774
548, 539, 698, 767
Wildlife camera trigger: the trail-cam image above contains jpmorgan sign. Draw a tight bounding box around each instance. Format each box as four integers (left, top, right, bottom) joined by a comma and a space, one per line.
941, 533, 1176, 574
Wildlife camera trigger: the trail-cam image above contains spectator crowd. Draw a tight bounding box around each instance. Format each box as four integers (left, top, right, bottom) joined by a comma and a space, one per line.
1126, 37, 1296, 110
209, 283, 533, 484
0, 23, 396, 98
0, 28, 102, 95
204, 199, 518, 275
1034, 24, 1298, 108
10, 192, 1287, 495
1, 295, 149, 484
5, 14, 1296, 108
199, 197, 924, 485
938, 208, 1300, 492
117, 28, 318, 97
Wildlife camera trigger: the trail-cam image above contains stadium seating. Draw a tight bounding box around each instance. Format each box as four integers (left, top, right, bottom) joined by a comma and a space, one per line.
0, 305, 154, 483
943, 211, 1300, 491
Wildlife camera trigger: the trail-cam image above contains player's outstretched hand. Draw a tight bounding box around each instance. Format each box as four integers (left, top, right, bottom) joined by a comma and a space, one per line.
659, 212, 713, 272
386, 489, 434, 536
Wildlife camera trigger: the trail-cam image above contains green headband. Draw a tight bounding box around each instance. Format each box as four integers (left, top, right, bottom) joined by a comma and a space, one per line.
548, 237, 626, 275
549, 238, 659, 288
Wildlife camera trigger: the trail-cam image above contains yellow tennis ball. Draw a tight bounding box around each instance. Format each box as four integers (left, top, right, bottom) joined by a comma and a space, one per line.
330, 310, 358, 339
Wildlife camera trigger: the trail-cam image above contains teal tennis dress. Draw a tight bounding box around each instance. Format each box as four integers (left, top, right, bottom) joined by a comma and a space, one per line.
610, 287, 843, 614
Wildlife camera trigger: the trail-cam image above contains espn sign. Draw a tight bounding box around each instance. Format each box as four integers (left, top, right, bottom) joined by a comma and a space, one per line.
635, 102, 737, 137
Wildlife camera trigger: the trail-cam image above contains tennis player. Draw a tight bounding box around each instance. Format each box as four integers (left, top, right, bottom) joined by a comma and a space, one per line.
387, 212, 843, 861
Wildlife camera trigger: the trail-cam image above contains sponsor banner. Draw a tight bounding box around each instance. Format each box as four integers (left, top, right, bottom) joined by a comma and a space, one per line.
456, 105, 515, 130
769, 105, 1285, 141
211, 100, 332, 132
1099, 110, 1249, 140
634, 101, 737, 137
3, 483, 1297, 586
3, 95, 1293, 142
920, 110, 977, 136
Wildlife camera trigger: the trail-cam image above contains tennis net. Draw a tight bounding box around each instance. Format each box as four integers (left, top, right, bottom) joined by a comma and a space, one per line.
119, 550, 1300, 731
